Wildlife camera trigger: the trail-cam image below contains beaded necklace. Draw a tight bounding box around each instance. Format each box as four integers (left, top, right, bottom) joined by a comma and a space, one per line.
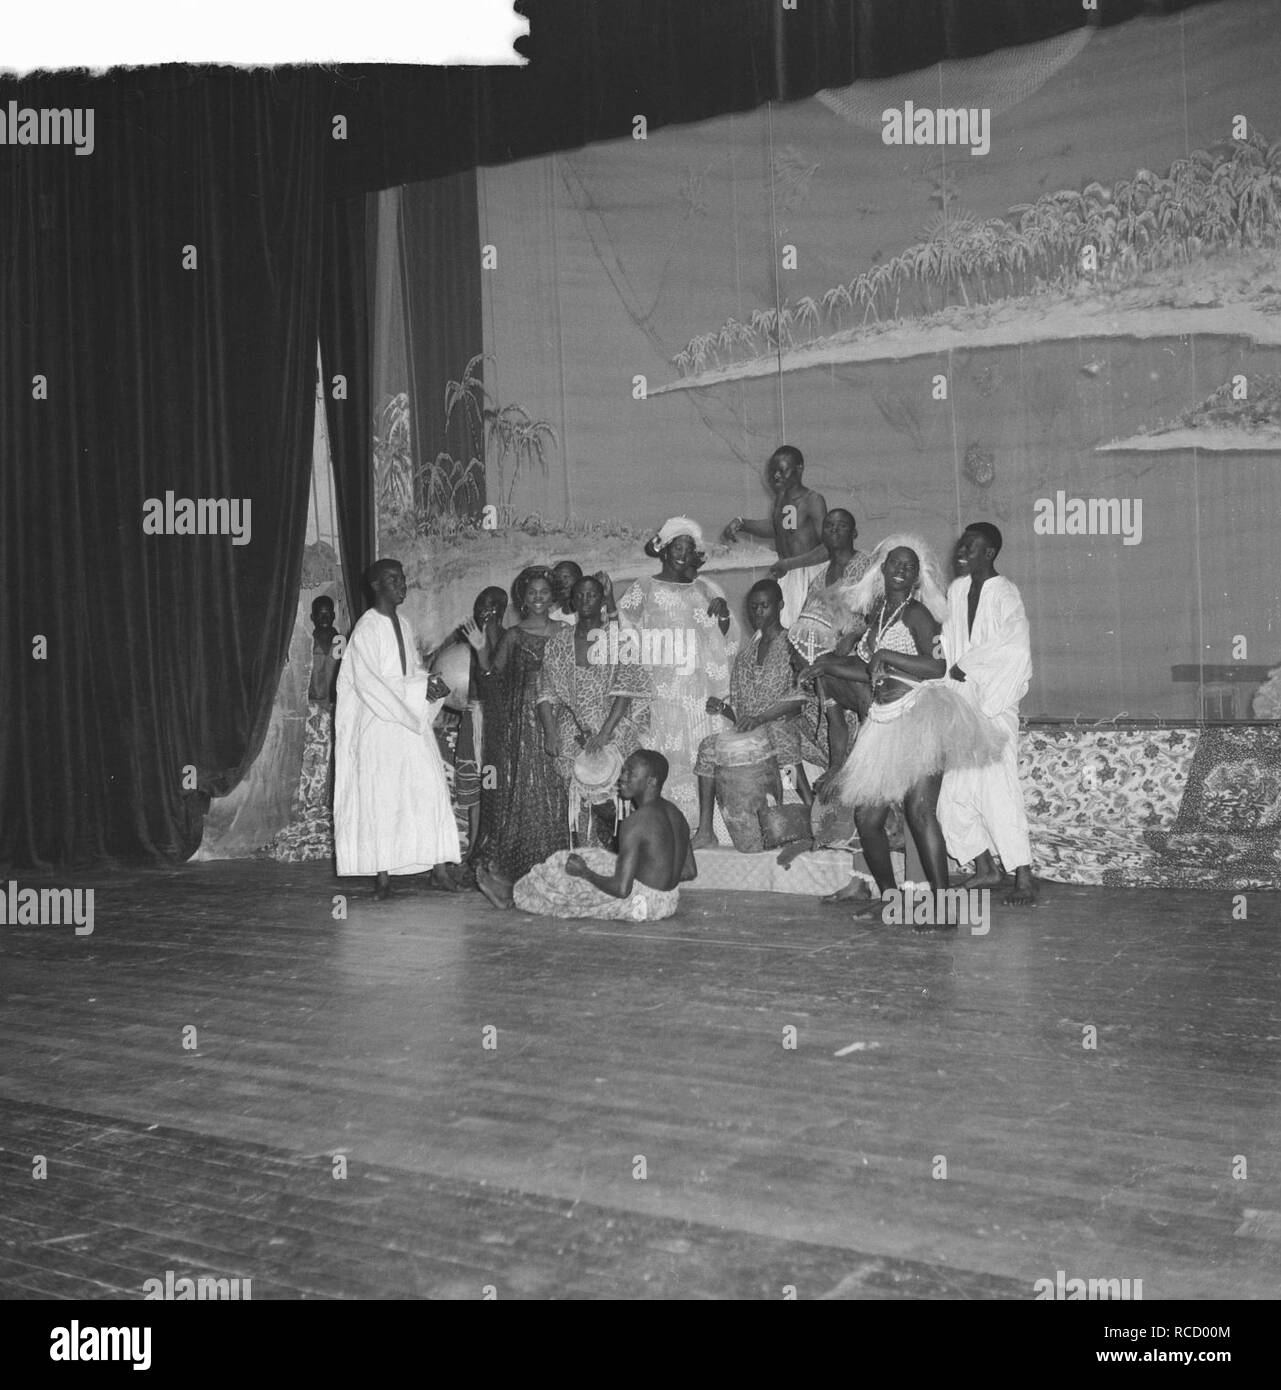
875, 596, 911, 645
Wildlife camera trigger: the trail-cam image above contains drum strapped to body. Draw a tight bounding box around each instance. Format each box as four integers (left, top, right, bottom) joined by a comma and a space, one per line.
429, 641, 473, 713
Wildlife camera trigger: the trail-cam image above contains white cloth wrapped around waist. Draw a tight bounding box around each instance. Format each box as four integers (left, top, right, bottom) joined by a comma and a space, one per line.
512, 847, 680, 921
837, 677, 1005, 808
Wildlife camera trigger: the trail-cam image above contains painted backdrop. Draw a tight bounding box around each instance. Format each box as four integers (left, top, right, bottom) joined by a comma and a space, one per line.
385, 0, 1281, 720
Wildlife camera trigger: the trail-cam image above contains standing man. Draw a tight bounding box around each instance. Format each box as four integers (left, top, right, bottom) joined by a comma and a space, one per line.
334, 559, 461, 900
722, 445, 829, 626
936, 523, 1038, 906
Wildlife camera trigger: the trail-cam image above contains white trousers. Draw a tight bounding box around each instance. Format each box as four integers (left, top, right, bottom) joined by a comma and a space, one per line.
936, 701, 1031, 870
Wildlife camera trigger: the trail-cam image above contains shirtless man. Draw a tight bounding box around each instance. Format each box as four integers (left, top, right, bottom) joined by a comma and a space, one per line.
722, 446, 829, 626
937, 524, 1038, 907
511, 750, 696, 920
308, 595, 341, 704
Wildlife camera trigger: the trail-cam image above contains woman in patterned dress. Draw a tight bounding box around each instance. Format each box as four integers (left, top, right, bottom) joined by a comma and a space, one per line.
470, 566, 570, 909
691, 578, 809, 849
616, 517, 739, 826
536, 573, 650, 847
786, 507, 876, 770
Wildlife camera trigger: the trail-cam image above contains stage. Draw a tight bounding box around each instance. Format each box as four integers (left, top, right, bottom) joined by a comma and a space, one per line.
1, 861, 1277, 1300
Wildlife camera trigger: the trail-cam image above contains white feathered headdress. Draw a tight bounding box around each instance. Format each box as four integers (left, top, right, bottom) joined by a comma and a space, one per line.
838, 534, 949, 625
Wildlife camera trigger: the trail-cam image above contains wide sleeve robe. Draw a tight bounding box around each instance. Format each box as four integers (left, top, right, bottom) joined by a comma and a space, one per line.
334, 608, 461, 876
937, 575, 1033, 868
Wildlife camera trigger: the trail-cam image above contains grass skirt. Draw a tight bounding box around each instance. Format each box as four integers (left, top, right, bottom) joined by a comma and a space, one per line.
837, 681, 1005, 808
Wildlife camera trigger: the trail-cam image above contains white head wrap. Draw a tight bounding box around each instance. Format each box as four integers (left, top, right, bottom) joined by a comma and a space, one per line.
651, 515, 705, 551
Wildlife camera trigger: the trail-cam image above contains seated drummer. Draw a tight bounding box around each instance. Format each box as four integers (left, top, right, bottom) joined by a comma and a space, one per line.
691, 578, 810, 850
511, 750, 696, 921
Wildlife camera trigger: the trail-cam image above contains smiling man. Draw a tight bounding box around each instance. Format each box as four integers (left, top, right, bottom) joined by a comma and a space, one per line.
511, 750, 696, 920
722, 445, 829, 626
333, 559, 461, 900
936, 523, 1038, 907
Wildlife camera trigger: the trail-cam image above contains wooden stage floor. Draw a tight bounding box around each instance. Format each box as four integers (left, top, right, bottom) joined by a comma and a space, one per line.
1, 861, 1278, 1301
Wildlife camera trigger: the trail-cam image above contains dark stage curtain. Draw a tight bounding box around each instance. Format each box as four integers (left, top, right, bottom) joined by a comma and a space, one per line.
324, 0, 1221, 199
320, 195, 375, 622
400, 174, 486, 524
0, 68, 330, 868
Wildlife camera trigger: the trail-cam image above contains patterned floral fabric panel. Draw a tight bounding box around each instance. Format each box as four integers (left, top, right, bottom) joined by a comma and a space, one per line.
1022, 726, 1198, 886
1123, 726, 1281, 889
267, 702, 336, 863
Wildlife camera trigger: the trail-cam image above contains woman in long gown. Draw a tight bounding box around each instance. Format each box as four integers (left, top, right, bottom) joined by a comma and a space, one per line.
616, 516, 739, 826
537, 573, 651, 846
469, 566, 570, 909
461, 586, 509, 870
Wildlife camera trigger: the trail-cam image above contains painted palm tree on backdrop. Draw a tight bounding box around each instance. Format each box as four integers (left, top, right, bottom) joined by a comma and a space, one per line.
671, 129, 1281, 378
820, 281, 848, 327
439, 351, 562, 511
374, 354, 560, 533
488, 401, 560, 509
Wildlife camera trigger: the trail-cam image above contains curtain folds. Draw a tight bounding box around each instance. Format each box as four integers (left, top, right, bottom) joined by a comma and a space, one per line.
1, 68, 330, 868
400, 174, 486, 527
320, 195, 375, 624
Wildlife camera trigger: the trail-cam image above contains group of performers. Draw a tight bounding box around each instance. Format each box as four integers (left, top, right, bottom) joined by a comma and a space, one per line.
333, 444, 1037, 928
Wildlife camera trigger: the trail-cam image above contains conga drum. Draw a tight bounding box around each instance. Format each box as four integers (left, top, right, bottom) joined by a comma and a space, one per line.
429, 641, 473, 713
569, 744, 624, 836
714, 727, 782, 853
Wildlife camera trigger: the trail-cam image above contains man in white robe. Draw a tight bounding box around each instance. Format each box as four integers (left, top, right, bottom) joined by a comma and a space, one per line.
937, 524, 1038, 906
334, 559, 461, 898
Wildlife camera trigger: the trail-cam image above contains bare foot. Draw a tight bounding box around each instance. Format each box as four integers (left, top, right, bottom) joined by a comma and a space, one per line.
475, 865, 513, 910
431, 864, 461, 892
912, 909, 959, 933
821, 876, 873, 905
963, 869, 1005, 890
690, 829, 721, 850
775, 839, 814, 868
1003, 867, 1038, 907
